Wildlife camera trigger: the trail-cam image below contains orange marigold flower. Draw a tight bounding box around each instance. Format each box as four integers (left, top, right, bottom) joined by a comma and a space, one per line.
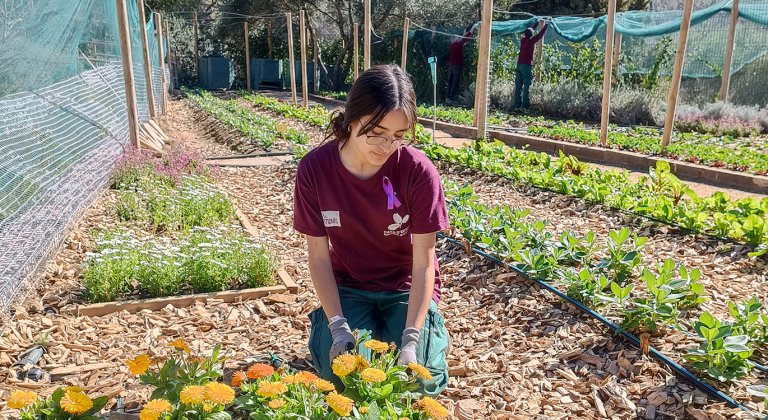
179, 385, 207, 405
246, 363, 274, 379
281, 374, 297, 385
331, 354, 357, 377
139, 399, 172, 420
256, 381, 288, 398
408, 362, 433, 380
60, 390, 93, 415
361, 368, 387, 383
126, 354, 152, 376
231, 370, 247, 387
268, 399, 286, 409
363, 339, 389, 353
416, 397, 449, 420
169, 339, 191, 354
312, 379, 336, 393
294, 371, 319, 385
204, 382, 235, 405
6, 390, 38, 410
325, 391, 354, 417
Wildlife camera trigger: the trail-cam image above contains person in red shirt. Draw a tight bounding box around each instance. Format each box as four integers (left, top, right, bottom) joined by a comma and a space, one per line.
514, 19, 548, 111
294, 64, 450, 395
446, 24, 475, 104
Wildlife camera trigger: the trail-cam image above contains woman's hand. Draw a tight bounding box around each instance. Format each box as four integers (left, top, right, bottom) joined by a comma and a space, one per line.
397, 327, 421, 365
328, 315, 356, 361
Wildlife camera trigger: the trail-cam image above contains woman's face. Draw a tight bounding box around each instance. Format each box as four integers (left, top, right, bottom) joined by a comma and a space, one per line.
350, 109, 410, 167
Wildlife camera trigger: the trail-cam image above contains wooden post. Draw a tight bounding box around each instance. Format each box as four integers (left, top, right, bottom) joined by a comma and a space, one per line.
267, 20, 273, 59
286, 12, 297, 105
534, 36, 544, 82
662, 0, 695, 149
193, 11, 199, 85
313, 30, 320, 93
244, 22, 251, 91
154, 12, 167, 114
136, 0, 156, 117
300, 10, 309, 108
401, 17, 409, 71
612, 32, 622, 82
115, 0, 140, 148
720, 0, 739, 102
473, 0, 493, 139
353, 23, 359, 81
364, 0, 371, 70
599, 0, 617, 146
473, 20, 483, 127
164, 15, 174, 90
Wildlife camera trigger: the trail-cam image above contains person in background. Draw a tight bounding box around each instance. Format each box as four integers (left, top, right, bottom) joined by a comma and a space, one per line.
514, 18, 548, 112
446, 24, 475, 104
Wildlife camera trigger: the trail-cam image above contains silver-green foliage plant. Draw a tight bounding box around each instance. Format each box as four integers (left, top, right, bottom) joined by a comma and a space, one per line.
82, 227, 277, 302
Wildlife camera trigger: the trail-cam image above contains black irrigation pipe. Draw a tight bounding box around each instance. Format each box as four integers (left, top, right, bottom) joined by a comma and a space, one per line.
206, 151, 292, 160
438, 233, 753, 413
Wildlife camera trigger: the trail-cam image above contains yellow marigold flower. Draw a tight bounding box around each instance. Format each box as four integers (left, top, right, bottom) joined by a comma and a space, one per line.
361, 368, 387, 383
202, 402, 214, 413
355, 354, 369, 372
294, 371, 319, 385
256, 381, 288, 398
281, 374, 297, 385
60, 390, 93, 415
408, 363, 433, 381
331, 354, 357, 377
268, 399, 286, 410
204, 382, 235, 405
6, 390, 38, 409
169, 339, 191, 354
63, 386, 84, 393
416, 397, 449, 420
359, 406, 369, 414
325, 391, 354, 417
179, 385, 207, 405
139, 399, 172, 420
363, 339, 389, 353
313, 379, 336, 392
246, 363, 274, 379
126, 354, 152, 376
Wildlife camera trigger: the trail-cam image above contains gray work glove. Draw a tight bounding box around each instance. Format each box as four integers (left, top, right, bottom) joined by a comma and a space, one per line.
397, 327, 421, 365
328, 315, 356, 363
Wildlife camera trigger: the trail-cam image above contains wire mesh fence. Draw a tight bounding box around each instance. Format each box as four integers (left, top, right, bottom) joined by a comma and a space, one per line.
0, 0, 168, 312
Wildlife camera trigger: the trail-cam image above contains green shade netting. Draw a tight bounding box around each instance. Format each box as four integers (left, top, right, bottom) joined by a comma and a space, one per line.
476, 0, 768, 79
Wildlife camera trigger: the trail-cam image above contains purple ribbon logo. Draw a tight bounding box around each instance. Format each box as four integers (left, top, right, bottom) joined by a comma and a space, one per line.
382, 176, 401, 210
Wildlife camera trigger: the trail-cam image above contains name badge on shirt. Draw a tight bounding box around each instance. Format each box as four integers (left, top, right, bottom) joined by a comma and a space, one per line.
321, 211, 341, 227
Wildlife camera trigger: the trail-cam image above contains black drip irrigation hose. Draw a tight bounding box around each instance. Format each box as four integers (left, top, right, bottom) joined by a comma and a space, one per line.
438, 233, 754, 413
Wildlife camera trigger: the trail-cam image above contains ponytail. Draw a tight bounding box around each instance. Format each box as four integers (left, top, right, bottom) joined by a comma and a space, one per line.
326, 109, 351, 144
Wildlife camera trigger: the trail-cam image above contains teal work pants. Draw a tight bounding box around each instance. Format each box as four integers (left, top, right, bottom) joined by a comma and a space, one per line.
308, 286, 450, 396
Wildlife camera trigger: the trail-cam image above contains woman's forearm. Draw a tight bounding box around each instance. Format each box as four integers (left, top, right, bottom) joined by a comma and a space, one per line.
309, 257, 344, 320
406, 264, 435, 330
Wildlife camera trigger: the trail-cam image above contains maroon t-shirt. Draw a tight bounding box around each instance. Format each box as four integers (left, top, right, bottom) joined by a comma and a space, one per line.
293, 141, 450, 303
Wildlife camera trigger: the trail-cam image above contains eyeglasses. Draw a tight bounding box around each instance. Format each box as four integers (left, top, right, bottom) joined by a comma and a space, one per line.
364, 133, 410, 146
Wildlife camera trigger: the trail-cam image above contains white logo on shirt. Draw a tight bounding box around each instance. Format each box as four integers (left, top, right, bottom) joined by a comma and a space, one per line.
388, 213, 410, 231
385, 213, 410, 236
322, 211, 341, 227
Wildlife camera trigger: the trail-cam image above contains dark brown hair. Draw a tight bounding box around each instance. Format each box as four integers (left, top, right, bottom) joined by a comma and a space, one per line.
326, 64, 417, 146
